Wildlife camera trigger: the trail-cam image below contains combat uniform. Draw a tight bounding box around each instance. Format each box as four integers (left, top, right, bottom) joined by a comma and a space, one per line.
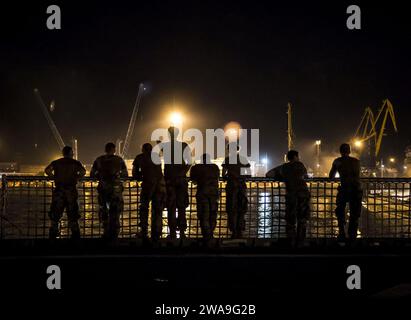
190, 163, 220, 240
222, 155, 250, 238
91, 154, 128, 239
133, 151, 166, 240
162, 140, 191, 238
329, 156, 363, 239
267, 161, 311, 242
45, 157, 86, 239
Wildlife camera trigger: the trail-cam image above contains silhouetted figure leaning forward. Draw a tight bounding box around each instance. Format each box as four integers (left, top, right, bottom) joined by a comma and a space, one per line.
329, 143, 363, 241
222, 144, 251, 239
132, 143, 166, 242
190, 153, 220, 242
161, 127, 192, 239
45, 146, 86, 240
266, 150, 310, 246
91, 142, 128, 240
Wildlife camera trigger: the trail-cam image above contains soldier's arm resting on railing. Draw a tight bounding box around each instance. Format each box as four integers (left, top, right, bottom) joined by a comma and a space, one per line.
266, 165, 283, 181
329, 160, 338, 179
302, 164, 309, 180
90, 160, 98, 178
77, 162, 86, 179
132, 158, 143, 181
120, 159, 129, 178
44, 162, 55, 178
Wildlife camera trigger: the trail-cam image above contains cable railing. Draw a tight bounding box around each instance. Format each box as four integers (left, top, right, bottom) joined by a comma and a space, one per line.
1, 176, 411, 239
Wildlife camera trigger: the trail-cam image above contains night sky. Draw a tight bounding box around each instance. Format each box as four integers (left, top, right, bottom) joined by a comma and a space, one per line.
1, 1, 410, 167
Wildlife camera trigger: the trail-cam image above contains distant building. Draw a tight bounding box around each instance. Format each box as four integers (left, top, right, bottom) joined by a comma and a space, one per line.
18, 164, 46, 175
403, 146, 411, 177
0, 162, 19, 173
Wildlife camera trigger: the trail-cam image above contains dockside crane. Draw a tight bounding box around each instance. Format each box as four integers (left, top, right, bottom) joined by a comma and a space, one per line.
287, 102, 294, 151
355, 106, 376, 144
34, 88, 65, 150
374, 99, 398, 156
34, 88, 79, 159
121, 83, 146, 159
353, 99, 398, 159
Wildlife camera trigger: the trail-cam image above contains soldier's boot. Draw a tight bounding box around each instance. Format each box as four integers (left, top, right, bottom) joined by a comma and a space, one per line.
151, 231, 160, 243
296, 221, 307, 246
348, 218, 359, 241
231, 225, 239, 239
137, 227, 149, 241
69, 221, 81, 240
102, 221, 110, 239
49, 221, 59, 240
286, 224, 297, 247
337, 218, 346, 241
167, 228, 177, 240
203, 227, 212, 241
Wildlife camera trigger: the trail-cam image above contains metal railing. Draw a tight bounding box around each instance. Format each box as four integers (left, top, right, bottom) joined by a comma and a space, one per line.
1, 176, 411, 239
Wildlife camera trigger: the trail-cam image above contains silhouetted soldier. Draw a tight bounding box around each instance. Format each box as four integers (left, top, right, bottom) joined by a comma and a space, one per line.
91, 142, 128, 240
190, 153, 220, 241
162, 127, 192, 239
222, 144, 251, 239
132, 143, 166, 241
329, 143, 363, 241
266, 150, 310, 245
45, 146, 86, 240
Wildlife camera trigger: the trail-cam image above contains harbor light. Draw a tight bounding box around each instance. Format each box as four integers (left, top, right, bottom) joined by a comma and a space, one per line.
169, 111, 183, 126
354, 139, 363, 148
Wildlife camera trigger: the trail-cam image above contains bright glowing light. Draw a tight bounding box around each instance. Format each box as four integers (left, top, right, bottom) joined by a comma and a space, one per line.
316, 163, 320, 168
224, 121, 242, 141
169, 111, 183, 126
261, 158, 269, 165
389, 157, 396, 163
315, 140, 321, 146
404, 166, 408, 170
354, 140, 363, 148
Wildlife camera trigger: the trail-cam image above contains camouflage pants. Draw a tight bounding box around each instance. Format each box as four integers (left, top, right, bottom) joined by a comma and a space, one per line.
285, 191, 311, 241
139, 178, 166, 240
165, 177, 189, 234
49, 186, 80, 236
97, 183, 124, 239
226, 183, 248, 237
335, 188, 363, 239
196, 193, 218, 240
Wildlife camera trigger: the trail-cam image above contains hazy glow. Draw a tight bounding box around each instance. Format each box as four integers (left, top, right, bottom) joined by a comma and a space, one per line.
354, 140, 363, 148
224, 121, 242, 141
169, 111, 183, 126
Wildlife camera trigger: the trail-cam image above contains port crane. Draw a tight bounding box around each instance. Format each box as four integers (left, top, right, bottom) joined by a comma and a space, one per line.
353, 99, 398, 158
287, 102, 294, 151
34, 88, 79, 159
120, 83, 146, 159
